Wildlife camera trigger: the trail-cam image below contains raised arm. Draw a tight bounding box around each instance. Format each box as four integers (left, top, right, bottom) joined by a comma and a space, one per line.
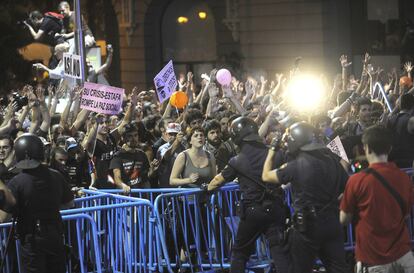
339, 55, 352, 91
206, 83, 220, 118
60, 86, 81, 129
35, 86, 51, 133
95, 44, 113, 75
222, 85, 246, 115
185, 71, 195, 103
70, 109, 90, 136
50, 84, 66, 117
24, 21, 44, 40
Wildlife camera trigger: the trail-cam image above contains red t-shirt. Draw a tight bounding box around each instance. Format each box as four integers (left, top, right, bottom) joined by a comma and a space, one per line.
340, 162, 414, 265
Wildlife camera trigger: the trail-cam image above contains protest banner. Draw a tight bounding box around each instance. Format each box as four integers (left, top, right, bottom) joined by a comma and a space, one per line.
80, 82, 124, 115
327, 136, 349, 163
153, 60, 177, 103
63, 53, 82, 79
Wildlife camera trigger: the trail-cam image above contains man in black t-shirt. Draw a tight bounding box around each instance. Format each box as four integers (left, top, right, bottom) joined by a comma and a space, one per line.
90, 116, 119, 189
58, 1, 95, 47
25, 10, 64, 46
110, 124, 150, 193
66, 144, 90, 188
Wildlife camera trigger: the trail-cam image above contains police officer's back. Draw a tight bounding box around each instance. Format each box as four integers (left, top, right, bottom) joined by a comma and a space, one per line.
208, 117, 288, 273
262, 122, 350, 273
7, 134, 74, 273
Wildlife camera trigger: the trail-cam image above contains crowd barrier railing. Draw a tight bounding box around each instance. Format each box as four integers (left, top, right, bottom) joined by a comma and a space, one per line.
2, 167, 411, 273
153, 183, 273, 272
65, 190, 172, 273
0, 213, 102, 273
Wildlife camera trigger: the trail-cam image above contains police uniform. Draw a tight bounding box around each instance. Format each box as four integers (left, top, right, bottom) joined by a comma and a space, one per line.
275, 122, 349, 273
387, 110, 414, 168
7, 134, 74, 273
222, 117, 288, 273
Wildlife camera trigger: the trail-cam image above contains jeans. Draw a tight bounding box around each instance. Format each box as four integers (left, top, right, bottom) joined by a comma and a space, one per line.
357, 251, 414, 273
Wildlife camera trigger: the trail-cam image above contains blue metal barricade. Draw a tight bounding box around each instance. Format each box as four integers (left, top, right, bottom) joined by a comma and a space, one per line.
153, 184, 273, 272
3, 166, 412, 273
0, 213, 102, 273
154, 188, 216, 272
68, 190, 173, 273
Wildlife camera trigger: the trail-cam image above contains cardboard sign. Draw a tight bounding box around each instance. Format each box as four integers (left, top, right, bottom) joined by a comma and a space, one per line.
80, 82, 124, 115
153, 60, 177, 103
327, 136, 349, 163
63, 53, 82, 79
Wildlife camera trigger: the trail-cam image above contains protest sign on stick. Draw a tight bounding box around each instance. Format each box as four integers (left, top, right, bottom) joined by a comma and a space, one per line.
327, 136, 349, 163
80, 82, 124, 115
153, 60, 177, 103
63, 53, 82, 79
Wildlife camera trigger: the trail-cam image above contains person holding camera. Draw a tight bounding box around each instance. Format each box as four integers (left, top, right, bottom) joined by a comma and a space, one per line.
24, 10, 64, 47
262, 121, 350, 273
208, 117, 288, 273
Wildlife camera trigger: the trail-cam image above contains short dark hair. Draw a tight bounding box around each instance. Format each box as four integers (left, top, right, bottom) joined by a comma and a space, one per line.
184, 109, 203, 127
122, 123, 138, 138
188, 126, 204, 147
50, 146, 67, 161
355, 97, 372, 112
361, 125, 392, 155
0, 135, 13, 147
203, 119, 221, 135
29, 10, 43, 22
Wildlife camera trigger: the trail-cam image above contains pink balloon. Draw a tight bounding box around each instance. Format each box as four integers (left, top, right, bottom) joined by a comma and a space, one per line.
216, 69, 232, 86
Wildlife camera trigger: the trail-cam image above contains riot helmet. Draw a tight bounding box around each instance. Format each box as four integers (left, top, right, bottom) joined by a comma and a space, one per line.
14, 133, 44, 169
230, 117, 262, 145
287, 122, 325, 153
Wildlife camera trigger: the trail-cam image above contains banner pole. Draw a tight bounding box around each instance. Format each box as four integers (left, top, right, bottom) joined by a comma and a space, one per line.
74, 0, 86, 84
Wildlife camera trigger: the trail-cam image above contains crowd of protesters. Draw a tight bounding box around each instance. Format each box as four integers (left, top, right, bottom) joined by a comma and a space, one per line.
2, 52, 411, 190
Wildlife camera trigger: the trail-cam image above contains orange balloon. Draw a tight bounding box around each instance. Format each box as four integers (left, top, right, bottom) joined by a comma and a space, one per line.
170, 91, 188, 109
400, 76, 413, 88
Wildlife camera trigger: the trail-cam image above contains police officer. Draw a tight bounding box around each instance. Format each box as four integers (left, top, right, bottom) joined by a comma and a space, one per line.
262, 122, 350, 273
387, 93, 414, 168
6, 134, 74, 273
208, 117, 288, 273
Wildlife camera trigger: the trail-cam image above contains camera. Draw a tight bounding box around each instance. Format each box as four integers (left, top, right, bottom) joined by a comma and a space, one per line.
0, 93, 28, 110
12, 93, 29, 111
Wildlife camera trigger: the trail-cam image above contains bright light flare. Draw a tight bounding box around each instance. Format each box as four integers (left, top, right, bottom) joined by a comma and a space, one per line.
285, 74, 325, 112
177, 16, 189, 24
198, 12, 207, 19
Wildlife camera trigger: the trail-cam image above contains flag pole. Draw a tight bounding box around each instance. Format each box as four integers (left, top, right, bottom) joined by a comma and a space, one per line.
74, 0, 86, 84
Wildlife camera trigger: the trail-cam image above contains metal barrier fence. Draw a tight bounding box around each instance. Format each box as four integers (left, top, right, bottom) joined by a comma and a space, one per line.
0, 167, 411, 273
152, 183, 272, 272
67, 190, 171, 273
0, 213, 102, 273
